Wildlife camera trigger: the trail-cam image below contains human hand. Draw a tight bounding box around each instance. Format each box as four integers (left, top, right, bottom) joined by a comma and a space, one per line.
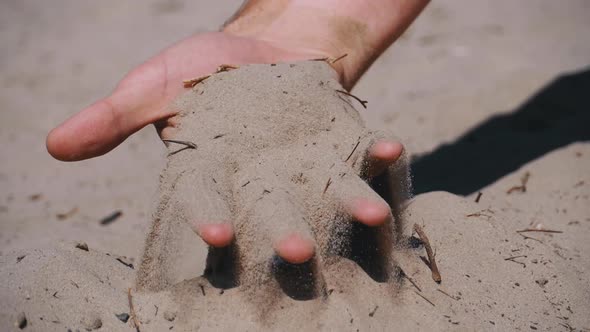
47, 1, 428, 265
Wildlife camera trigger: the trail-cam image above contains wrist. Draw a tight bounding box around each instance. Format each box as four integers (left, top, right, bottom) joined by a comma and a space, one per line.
223, 0, 429, 89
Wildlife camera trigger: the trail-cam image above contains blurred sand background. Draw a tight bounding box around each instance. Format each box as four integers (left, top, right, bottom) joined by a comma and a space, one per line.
1, 0, 589, 330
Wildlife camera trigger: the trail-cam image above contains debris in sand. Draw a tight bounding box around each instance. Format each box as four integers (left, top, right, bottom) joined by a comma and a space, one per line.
466, 208, 494, 218
75, 242, 89, 251
474, 192, 483, 203
128, 288, 141, 332
517, 232, 543, 243
400, 269, 422, 292
15, 312, 27, 329
100, 210, 123, 225
368, 305, 379, 317
116, 257, 134, 269
163, 311, 176, 322
16, 255, 26, 263
336, 89, 368, 108
199, 283, 206, 296
81, 315, 102, 330
183, 74, 211, 88
162, 139, 198, 149
516, 228, 563, 234
413, 224, 442, 283
504, 255, 527, 268
535, 278, 548, 287
162, 139, 198, 156
56, 207, 78, 220
345, 138, 361, 162
414, 291, 435, 307
437, 288, 459, 301
322, 177, 332, 195
183, 64, 239, 88
312, 53, 348, 64
116, 313, 130, 323
28, 193, 42, 201
506, 171, 530, 194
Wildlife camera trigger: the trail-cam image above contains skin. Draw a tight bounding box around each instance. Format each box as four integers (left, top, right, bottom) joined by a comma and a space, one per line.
46, 0, 428, 264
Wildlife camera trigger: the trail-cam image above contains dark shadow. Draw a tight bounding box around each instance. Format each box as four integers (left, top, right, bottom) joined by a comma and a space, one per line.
411, 68, 590, 195
272, 257, 317, 300
203, 244, 238, 289
347, 222, 389, 282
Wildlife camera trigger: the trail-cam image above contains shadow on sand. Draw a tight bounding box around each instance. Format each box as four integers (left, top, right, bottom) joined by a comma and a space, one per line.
411, 68, 590, 195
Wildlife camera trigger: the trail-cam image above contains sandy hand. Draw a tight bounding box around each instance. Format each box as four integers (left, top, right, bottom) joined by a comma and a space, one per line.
137, 61, 411, 294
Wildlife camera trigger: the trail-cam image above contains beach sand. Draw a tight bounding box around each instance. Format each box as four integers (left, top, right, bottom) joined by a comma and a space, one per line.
1, 0, 589, 331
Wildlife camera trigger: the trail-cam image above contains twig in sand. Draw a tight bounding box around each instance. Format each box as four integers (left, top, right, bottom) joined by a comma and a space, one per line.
437, 289, 458, 301
404, 274, 422, 292
516, 229, 563, 234
368, 305, 379, 317
183, 75, 211, 88
336, 90, 368, 108
413, 224, 442, 283
322, 177, 332, 195
414, 291, 435, 307
466, 208, 494, 218
199, 283, 206, 296
517, 232, 543, 243
183, 64, 239, 88
100, 210, 122, 225
127, 288, 140, 332
162, 139, 197, 156
312, 53, 348, 64
474, 192, 483, 203
56, 207, 78, 221
345, 138, 361, 162
504, 255, 527, 268
506, 171, 530, 194
216, 64, 239, 72
162, 139, 197, 149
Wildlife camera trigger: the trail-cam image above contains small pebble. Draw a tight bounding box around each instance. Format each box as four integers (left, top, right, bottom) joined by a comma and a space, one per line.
75, 242, 89, 251
115, 313, 130, 323
164, 311, 176, 322
15, 312, 27, 329
81, 316, 102, 330
535, 278, 548, 287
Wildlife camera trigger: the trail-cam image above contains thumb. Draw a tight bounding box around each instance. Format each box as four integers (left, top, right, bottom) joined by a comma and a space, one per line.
46, 56, 176, 161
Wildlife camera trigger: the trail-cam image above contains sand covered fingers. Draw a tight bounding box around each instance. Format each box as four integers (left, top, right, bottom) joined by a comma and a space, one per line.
138, 61, 410, 297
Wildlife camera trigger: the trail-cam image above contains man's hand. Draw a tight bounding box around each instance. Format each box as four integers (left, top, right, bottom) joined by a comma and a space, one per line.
46, 0, 428, 161
46, 32, 325, 161
46, 1, 428, 255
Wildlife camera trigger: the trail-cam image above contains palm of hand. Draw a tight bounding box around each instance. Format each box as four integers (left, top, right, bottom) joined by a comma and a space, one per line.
46, 32, 322, 161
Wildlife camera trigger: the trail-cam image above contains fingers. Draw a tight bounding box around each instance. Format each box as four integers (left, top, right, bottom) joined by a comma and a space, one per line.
176, 172, 234, 248
332, 173, 393, 227
46, 55, 176, 161
274, 232, 316, 264
244, 190, 315, 264
365, 140, 404, 178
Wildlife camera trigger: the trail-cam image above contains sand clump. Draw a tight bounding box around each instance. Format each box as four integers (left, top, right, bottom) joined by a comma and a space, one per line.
136, 61, 411, 294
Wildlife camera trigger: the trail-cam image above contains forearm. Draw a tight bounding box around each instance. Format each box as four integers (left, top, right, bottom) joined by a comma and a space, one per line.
223, 0, 429, 89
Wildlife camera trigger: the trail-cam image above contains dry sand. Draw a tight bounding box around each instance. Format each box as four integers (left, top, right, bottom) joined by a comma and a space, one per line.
1, 0, 590, 331
137, 62, 409, 294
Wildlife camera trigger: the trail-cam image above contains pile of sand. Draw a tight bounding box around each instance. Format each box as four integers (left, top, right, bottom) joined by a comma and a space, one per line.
1, 63, 588, 331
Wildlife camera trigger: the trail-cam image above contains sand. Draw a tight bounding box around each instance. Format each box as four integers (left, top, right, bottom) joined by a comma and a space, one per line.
1, 0, 590, 331
137, 62, 409, 294
2, 62, 590, 331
